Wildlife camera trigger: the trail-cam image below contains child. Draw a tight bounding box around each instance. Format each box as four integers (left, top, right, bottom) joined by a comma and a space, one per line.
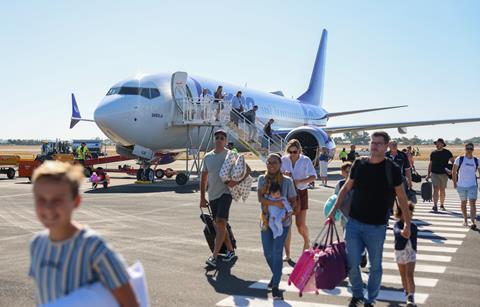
263, 182, 293, 238
90, 171, 98, 188
29, 161, 139, 306
334, 162, 352, 230
394, 203, 418, 307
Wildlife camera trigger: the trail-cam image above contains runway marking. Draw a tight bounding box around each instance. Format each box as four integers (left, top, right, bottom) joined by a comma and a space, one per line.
216, 296, 343, 307
248, 280, 429, 304
0, 193, 32, 199
386, 231, 466, 239
383, 244, 457, 253
383, 262, 446, 273
384, 236, 463, 246
382, 252, 451, 263
388, 224, 468, 233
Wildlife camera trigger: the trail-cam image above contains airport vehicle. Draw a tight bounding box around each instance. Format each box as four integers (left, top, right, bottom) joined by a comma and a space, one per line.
70, 29, 480, 185
72, 139, 107, 159
0, 155, 21, 179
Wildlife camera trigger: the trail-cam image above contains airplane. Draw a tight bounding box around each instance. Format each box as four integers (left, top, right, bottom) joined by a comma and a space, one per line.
71, 29, 480, 182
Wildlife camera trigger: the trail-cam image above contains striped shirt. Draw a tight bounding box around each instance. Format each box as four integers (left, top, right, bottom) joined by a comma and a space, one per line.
29, 227, 130, 305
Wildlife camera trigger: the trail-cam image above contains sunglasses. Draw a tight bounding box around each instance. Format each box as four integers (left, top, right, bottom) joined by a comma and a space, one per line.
215, 136, 225, 140
288, 150, 298, 154
466, 147, 474, 151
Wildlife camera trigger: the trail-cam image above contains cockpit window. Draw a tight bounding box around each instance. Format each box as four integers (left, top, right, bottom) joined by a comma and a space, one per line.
106, 87, 160, 100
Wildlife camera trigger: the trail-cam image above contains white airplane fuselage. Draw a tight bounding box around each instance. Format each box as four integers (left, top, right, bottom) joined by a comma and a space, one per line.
94, 73, 330, 153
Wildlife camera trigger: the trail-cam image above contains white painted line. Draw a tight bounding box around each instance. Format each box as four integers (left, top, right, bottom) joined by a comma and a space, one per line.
216, 296, 343, 307
386, 231, 466, 238
416, 226, 468, 233
383, 252, 451, 262
408, 220, 466, 227
413, 215, 467, 221
249, 280, 429, 304
383, 262, 446, 273
412, 212, 462, 219
385, 236, 463, 246
383, 244, 457, 253
282, 267, 437, 287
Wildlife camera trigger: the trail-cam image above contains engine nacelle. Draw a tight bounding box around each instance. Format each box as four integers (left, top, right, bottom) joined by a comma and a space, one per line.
285, 126, 336, 161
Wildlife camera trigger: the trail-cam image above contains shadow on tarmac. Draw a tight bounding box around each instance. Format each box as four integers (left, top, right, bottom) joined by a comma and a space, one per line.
205, 258, 269, 302
84, 183, 199, 194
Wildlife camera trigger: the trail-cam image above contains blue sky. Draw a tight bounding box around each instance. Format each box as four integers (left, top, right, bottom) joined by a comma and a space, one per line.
0, 0, 479, 140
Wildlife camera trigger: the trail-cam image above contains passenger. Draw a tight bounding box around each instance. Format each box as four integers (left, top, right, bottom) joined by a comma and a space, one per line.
213, 86, 225, 121
29, 161, 139, 306
281, 139, 316, 260
386, 140, 413, 191
257, 153, 297, 301
334, 162, 368, 268
339, 148, 348, 162
262, 119, 274, 149
230, 91, 245, 127
200, 130, 237, 268
198, 88, 213, 121
76, 142, 91, 167
347, 144, 359, 162
263, 182, 293, 239
426, 138, 454, 212
327, 131, 412, 307
318, 147, 330, 186
452, 143, 479, 229
242, 105, 259, 143
394, 203, 418, 307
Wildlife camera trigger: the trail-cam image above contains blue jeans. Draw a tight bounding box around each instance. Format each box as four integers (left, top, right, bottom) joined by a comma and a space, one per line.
261, 226, 290, 288
345, 218, 387, 304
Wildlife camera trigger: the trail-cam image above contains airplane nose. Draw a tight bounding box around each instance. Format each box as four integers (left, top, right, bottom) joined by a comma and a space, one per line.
94, 96, 140, 144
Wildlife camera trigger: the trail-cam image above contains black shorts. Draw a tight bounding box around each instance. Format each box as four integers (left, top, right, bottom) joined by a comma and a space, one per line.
210, 194, 233, 220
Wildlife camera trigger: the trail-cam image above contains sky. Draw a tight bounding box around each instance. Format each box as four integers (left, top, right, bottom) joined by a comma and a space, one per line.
0, 0, 479, 141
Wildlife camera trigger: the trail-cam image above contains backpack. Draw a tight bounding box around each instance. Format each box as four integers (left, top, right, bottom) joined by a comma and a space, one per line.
339, 158, 394, 217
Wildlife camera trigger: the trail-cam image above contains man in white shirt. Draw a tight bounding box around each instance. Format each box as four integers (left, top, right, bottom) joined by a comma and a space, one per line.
230, 91, 245, 127
452, 143, 479, 229
198, 88, 213, 121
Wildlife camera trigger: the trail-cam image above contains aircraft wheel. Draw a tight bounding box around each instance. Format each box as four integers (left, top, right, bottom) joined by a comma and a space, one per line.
175, 173, 189, 185
6, 168, 15, 179
145, 168, 155, 183
84, 167, 92, 178
136, 168, 144, 181
165, 168, 174, 178
155, 169, 165, 179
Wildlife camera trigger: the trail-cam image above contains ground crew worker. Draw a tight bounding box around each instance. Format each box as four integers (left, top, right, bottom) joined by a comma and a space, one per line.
76, 142, 90, 166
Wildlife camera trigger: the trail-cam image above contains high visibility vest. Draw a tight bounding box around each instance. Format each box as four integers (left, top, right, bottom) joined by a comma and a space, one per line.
76, 146, 88, 160
339, 151, 348, 159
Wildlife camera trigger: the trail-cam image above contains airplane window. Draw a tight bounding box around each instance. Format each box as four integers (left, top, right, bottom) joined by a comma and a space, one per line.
106, 87, 120, 95
150, 89, 160, 99
141, 88, 151, 99
118, 87, 142, 95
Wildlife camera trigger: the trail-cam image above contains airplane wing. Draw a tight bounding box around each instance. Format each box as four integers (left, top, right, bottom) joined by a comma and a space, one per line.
323, 117, 480, 134
324, 105, 407, 119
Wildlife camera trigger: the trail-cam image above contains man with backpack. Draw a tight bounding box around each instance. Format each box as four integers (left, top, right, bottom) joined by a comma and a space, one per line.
328, 131, 412, 307
386, 141, 416, 203
452, 143, 479, 230
427, 138, 454, 212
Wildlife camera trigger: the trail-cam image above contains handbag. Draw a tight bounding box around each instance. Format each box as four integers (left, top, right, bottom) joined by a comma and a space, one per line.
314, 220, 348, 290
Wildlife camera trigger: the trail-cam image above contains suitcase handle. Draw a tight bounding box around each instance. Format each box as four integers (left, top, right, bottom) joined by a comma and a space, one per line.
200, 202, 213, 216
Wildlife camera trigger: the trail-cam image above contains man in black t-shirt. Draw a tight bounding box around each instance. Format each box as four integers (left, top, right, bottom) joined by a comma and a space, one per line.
328, 131, 412, 307
427, 138, 454, 212
347, 144, 359, 162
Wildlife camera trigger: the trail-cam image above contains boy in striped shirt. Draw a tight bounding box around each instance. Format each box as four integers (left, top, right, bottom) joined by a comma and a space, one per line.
29, 161, 139, 306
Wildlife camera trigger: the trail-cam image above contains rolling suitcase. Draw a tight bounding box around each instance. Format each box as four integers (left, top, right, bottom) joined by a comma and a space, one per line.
421, 180, 433, 202
200, 205, 236, 255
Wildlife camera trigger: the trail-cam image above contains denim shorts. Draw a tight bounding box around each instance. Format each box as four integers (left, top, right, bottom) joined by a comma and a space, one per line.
457, 186, 478, 201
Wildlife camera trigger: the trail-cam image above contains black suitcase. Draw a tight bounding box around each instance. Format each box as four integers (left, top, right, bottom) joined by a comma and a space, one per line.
421, 181, 433, 202
200, 206, 236, 254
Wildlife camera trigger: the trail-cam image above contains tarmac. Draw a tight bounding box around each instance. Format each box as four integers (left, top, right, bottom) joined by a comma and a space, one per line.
0, 160, 479, 307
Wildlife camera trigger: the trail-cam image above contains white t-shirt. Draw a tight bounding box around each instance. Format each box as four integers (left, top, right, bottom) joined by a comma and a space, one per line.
281, 154, 317, 190
454, 155, 479, 188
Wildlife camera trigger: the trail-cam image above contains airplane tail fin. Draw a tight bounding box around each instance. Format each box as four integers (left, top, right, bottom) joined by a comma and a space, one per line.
297, 29, 328, 106
70, 93, 82, 129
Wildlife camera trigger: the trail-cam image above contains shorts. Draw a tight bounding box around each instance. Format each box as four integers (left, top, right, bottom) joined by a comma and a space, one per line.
395, 240, 416, 264
210, 194, 233, 220
319, 161, 328, 177
431, 173, 448, 189
297, 189, 309, 211
457, 186, 478, 201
